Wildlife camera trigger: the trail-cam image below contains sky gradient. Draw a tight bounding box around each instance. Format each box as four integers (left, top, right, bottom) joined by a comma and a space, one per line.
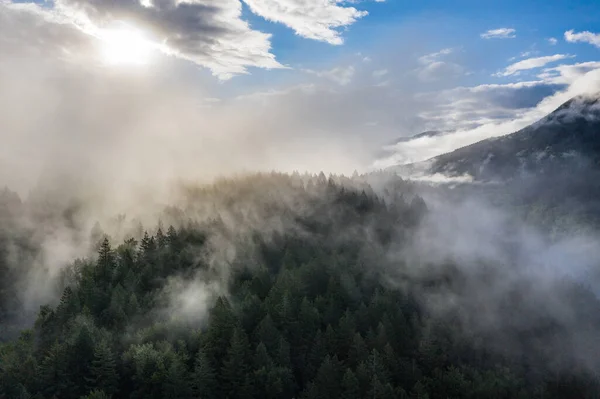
1, 0, 600, 190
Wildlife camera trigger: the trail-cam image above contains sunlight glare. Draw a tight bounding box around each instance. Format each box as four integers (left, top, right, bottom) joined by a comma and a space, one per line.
99, 24, 154, 66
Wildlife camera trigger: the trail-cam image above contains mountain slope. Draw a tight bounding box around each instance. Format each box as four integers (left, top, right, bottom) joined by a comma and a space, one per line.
389, 130, 447, 145
402, 93, 600, 182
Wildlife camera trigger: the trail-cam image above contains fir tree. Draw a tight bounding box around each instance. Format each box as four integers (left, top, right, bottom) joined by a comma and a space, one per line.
221, 327, 251, 399
86, 341, 118, 396
341, 368, 360, 399
192, 350, 217, 399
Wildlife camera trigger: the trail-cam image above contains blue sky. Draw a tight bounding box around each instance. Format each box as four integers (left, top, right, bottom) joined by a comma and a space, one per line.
235, 0, 600, 88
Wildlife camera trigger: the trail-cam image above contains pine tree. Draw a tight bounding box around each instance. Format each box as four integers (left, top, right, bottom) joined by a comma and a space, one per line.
166, 226, 178, 247
410, 381, 430, 399
81, 389, 111, 399
313, 355, 343, 399
305, 329, 326, 383
203, 297, 237, 365
86, 341, 118, 396
367, 349, 390, 384
163, 358, 192, 399
277, 337, 292, 369
300, 382, 319, 399
156, 224, 167, 249
97, 237, 115, 286
56, 286, 79, 324
253, 343, 273, 399
254, 342, 273, 370
192, 350, 217, 399
355, 361, 371, 397
324, 324, 338, 357
255, 314, 281, 356
98, 237, 113, 268
368, 376, 396, 399
221, 327, 251, 399
126, 293, 140, 318
138, 232, 156, 266
38, 342, 72, 398
69, 325, 96, 398
348, 333, 368, 368
89, 222, 104, 251
341, 368, 361, 399
337, 309, 357, 358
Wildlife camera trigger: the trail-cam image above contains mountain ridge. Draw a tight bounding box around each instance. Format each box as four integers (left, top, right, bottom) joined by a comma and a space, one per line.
390, 92, 600, 182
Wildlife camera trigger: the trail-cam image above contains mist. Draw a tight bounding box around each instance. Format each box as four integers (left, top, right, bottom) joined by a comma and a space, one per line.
3, 1, 600, 397
339, 180, 598, 377
0, 0, 427, 320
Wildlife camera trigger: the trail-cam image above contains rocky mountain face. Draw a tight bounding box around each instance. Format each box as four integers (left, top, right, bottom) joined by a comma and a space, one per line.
416, 93, 600, 182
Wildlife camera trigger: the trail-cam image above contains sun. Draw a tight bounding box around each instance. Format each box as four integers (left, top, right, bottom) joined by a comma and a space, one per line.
98, 24, 155, 66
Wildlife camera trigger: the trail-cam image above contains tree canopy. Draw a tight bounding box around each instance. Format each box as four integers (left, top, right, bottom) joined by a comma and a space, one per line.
1, 173, 599, 399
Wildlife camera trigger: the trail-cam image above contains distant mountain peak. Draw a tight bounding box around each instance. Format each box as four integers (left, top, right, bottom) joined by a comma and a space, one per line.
545, 92, 600, 120
389, 93, 600, 182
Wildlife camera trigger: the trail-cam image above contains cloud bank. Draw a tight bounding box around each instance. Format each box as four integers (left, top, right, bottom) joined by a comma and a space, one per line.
0, 4, 418, 200
2, 0, 373, 78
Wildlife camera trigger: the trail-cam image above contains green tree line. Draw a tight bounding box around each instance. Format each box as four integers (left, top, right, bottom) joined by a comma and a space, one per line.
1, 174, 599, 398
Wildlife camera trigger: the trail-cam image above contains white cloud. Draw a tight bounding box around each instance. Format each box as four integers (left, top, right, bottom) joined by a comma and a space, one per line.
355, 52, 371, 62
0, 2, 93, 62
4, 0, 373, 79
242, 0, 368, 45
303, 65, 356, 85
538, 61, 600, 84
415, 48, 462, 82
494, 54, 574, 77
418, 61, 463, 82
234, 83, 318, 102
480, 28, 516, 39
372, 69, 388, 78
3, 0, 284, 79
565, 29, 600, 48
508, 51, 539, 62
418, 48, 454, 65
548, 37, 558, 45
410, 80, 564, 137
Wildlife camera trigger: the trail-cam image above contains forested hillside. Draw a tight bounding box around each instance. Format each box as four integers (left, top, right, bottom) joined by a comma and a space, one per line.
1, 173, 600, 399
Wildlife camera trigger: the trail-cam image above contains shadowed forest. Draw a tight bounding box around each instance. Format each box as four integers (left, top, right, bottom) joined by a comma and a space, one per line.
1, 173, 600, 399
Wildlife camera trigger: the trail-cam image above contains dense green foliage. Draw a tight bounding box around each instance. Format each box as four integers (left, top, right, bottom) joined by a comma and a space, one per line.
1, 174, 600, 398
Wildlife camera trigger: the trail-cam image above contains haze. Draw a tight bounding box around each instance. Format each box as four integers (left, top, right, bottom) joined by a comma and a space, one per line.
2, 1, 600, 398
